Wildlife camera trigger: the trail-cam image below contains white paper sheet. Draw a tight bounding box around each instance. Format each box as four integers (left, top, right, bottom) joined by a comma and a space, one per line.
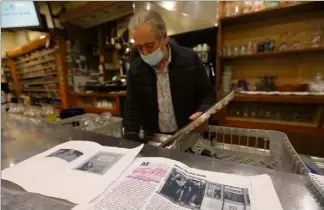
1, 141, 143, 205
72, 157, 283, 210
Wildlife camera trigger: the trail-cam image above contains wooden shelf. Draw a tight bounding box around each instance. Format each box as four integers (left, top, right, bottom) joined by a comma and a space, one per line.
7, 36, 50, 58
83, 106, 118, 115
20, 72, 57, 79
23, 89, 59, 92
70, 91, 126, 97
220, 2, 324, 26
16, 57, 55, 69
221, 46, 324, 60
21, 80, 58, 86
32, 96, 61, 100
234, 93, 324, 104
15, 49, 56, 65
221, 117, 324, 136
18, 65, 55, 75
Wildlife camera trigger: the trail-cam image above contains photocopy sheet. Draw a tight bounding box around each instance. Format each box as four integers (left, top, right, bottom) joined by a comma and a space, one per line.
1, 141, 143, 205
73, 157, 283, 210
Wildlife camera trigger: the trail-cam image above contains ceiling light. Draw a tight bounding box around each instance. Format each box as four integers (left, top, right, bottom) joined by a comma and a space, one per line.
161, 1, 176, 11
214, 23, 218, 26
182, 12, 189, 17
39, 35, 46, 39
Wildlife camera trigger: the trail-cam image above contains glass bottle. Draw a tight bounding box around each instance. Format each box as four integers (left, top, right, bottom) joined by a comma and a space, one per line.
310, 25, 323, 48
234, 3, 241, 15
225, 2, 231, 17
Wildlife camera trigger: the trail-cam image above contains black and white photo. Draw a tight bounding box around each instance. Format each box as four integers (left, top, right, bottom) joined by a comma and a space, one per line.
46, 149, 83, 162
159, 168, 206, 209
158, 168, 251, 210
76, 152, 123, 175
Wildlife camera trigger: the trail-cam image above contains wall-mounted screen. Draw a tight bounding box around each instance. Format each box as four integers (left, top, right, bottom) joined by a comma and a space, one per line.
1, 1, 41, 29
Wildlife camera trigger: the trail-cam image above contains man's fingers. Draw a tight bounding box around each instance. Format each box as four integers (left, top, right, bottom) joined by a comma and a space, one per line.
189, 112, 203, 120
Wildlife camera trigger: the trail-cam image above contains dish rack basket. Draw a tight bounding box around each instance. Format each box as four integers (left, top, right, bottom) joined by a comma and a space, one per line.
162, 125, 308, 175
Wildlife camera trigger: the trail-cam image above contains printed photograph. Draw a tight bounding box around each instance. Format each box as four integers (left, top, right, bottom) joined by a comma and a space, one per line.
76, 152, 123, 175
46, 149, 83, 162
222, 186, 249, 210
159, 168, 206, 209
201, 183, 251, 210
158, 168, 251, 210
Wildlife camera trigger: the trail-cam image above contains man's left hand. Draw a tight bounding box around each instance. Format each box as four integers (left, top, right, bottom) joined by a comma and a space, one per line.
189, 112, 203, 120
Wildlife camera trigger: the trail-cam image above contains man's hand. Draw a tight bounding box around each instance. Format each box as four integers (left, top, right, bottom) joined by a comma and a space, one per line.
189, 112, 203, 120
189, 112, 208, 132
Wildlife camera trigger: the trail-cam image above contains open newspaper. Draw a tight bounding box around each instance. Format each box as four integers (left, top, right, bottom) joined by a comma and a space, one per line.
73, 157, 283, 210
1, 141, 143, 205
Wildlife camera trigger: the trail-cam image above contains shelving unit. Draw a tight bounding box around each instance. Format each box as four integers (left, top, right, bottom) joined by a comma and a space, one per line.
1, 58, 15, 93
69, 91, 124, 116
6, 35, 68, 108
234, 93, 324, 104
215, 2, 324, 157
220, 46, 324, 60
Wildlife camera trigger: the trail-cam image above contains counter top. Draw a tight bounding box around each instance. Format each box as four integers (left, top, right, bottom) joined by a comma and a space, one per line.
1, 113, 321, 210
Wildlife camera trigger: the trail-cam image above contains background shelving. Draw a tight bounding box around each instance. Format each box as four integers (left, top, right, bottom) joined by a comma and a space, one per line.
214, 1, 324, 157
6, 35, 68, 108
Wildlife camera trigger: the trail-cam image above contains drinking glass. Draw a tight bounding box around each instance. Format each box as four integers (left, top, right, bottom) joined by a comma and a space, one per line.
278, 33, 288, 51
100, 112, 112, 124
247, 41, 253, 54
79, 114, 99, 131
227, 46, 232, 57
240, 45, 247, 55
233, 46, 240, 56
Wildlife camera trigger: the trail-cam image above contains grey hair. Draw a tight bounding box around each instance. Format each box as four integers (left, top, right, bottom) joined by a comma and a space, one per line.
129, 10, 167, 39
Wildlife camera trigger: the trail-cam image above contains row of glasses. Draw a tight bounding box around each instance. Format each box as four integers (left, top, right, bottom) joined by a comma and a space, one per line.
79, 112, 113, 131
23, 105, 42, 118
8, 103, 25, 114
221, 24, 323, 57
222, 41, 254, 57
229, 104, 316, 122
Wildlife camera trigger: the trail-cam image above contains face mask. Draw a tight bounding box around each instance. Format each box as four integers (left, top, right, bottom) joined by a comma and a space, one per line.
140, 45, 164, 66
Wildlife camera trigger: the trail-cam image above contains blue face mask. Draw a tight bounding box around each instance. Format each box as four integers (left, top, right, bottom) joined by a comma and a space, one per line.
140, 46, 164, 66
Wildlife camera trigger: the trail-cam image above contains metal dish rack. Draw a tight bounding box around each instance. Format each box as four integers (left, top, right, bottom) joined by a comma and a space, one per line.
158, 91, 307, 175
161, 125, 308, 175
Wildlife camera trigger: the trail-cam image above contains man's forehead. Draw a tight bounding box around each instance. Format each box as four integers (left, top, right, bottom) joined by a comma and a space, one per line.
131, 23, 156, 43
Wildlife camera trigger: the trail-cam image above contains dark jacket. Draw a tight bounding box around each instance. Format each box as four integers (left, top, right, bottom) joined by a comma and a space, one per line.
123, 42, 216, 139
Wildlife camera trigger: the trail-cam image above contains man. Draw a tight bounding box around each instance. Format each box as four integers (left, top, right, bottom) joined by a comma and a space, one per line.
123, 10, 216, 142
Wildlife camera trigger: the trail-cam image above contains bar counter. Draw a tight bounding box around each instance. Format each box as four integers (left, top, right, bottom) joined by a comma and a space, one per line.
1, 113, 322, 210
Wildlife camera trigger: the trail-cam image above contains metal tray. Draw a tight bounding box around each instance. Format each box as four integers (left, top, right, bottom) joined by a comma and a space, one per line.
163, 125, 308, 175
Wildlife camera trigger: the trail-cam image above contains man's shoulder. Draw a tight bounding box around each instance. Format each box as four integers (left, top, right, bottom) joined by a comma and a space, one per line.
172, 43, 197, 59
170, 43, 198, 66
128, 57, 146, 75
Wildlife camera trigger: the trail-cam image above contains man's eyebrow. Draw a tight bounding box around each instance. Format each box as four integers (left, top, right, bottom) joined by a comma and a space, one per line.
134, 42, 155, 47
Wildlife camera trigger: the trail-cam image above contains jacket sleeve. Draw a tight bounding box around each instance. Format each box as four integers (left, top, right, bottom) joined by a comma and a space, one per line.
123, 69, 141, 140
194, 54, 217, 112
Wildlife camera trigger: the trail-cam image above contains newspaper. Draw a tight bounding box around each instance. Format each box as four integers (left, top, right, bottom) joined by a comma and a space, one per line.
73, 157, 283, 210
1, 141, 143, 205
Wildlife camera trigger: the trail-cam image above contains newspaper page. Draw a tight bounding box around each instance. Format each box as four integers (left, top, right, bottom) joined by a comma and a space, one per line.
73, 157, 282, 210
1, 141, 143, 205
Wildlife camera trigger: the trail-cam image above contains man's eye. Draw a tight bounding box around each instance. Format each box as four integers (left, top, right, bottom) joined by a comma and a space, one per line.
146, 44, 155, 49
